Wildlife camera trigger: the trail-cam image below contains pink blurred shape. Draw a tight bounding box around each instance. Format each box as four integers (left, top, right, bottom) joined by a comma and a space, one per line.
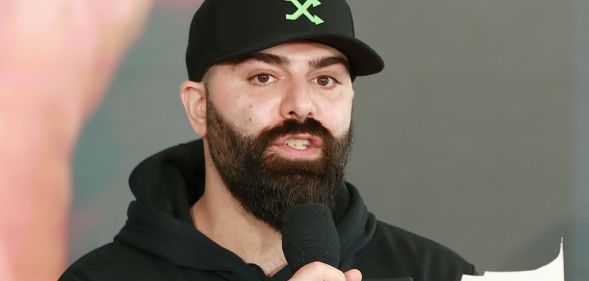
0, 0, 153, 280
156, 0, 204, 9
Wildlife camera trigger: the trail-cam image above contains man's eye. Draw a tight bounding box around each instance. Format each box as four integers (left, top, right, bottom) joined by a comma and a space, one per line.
314, 75, 340, 88
250, 73, 277, 85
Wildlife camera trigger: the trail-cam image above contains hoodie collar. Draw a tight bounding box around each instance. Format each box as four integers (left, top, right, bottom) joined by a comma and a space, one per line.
116, 139, 376, 275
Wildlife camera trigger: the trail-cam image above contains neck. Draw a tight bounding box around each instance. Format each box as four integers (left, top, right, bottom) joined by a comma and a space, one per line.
190, 146, 287, 276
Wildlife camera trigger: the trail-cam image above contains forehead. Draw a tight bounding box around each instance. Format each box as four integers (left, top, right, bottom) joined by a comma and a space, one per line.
204, 41, 350, 80
254, 41, 347, 60
226, 41, 347, 67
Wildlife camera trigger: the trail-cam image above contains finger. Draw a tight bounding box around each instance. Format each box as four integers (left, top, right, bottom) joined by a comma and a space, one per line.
344, 269, 362, 281
289, 261, 346, 281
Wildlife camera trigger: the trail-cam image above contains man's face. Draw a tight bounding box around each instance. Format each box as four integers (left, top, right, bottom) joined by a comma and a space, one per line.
201, 41, 355, 230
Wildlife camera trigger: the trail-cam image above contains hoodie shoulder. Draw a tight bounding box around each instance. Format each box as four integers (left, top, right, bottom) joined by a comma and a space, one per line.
350, 221, 476, 281
59, 242, 184, 281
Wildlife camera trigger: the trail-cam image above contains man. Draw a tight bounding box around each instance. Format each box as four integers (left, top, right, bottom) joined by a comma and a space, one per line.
61, 0, 476, 280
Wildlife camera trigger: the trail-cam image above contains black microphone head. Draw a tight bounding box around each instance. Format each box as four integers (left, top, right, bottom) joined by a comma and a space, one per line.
281, 203, 340, 272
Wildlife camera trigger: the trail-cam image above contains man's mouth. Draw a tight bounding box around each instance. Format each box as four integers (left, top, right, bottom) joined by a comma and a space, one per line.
285, 139, 310, 150
270, 134, 323, 158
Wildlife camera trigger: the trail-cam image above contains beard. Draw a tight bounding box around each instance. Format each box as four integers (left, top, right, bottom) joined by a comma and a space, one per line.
205, 97, 352, 231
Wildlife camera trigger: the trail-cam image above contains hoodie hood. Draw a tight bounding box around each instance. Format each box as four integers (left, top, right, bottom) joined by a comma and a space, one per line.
114, 140, 377, 280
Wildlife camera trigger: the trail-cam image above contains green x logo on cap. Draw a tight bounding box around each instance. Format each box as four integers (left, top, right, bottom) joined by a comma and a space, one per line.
285, 0, 325, 25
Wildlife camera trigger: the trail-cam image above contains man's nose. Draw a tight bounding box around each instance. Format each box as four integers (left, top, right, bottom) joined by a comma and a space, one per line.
279, 81, 317, 122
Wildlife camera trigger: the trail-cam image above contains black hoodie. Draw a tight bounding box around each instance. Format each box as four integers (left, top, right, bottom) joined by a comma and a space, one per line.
60, 140, 476, 281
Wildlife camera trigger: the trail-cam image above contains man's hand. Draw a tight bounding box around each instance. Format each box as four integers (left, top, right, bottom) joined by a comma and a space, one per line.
289, 262, 362, 281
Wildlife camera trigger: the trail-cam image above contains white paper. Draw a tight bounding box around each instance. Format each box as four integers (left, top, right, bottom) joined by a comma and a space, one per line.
461, 239, 564, 281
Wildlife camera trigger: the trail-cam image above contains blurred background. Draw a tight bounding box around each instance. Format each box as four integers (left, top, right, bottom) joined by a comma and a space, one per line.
5, 0, 586, 280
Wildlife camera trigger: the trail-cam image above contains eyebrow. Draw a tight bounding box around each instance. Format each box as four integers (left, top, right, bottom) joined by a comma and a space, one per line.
309, 56, 350, 72
236, 52, 350, 72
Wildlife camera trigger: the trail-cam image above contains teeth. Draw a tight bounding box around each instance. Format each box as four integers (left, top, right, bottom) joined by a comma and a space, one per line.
285, 139, 310, 150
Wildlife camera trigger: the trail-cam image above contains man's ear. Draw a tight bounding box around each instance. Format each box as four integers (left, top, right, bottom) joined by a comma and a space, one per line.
180, 80, 207, 137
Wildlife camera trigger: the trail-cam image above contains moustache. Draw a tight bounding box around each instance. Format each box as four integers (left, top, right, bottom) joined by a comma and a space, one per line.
256, 118, 333, 149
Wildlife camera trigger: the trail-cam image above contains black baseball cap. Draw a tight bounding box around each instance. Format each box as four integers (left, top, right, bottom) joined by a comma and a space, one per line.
186, 0, 384, 81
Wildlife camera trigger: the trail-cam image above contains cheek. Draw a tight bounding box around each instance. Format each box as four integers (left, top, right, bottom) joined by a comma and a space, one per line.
210, 88, 268, 133
334, 108, 353, 137
242, 93, 288, 130
319, 99, 353, 137
229, 102, 277, 135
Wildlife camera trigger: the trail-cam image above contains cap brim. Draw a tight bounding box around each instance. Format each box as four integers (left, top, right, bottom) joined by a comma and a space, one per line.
310, 34, 385, 76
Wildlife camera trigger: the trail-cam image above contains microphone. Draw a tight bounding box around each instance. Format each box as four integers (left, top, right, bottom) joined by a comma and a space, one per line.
281, 203, 340, 272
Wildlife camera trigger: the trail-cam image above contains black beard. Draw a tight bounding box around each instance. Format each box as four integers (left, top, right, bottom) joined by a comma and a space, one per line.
205, 98, 352, 231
